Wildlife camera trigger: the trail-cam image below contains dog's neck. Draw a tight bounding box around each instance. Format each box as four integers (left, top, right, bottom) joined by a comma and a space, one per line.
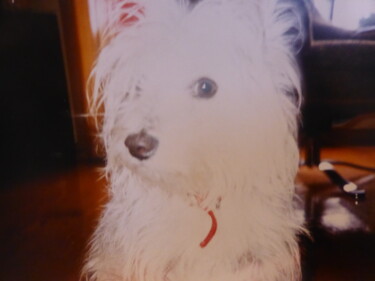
194, 194, 222, 248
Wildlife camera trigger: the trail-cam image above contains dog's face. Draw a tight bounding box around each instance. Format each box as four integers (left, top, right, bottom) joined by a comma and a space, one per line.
92, 0, 302, 191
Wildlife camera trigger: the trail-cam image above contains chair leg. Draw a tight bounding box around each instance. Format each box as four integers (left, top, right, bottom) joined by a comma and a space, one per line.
305, 138, 321, 167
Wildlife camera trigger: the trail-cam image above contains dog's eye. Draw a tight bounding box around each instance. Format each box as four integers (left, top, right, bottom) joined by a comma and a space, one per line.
193, 78, 217, 99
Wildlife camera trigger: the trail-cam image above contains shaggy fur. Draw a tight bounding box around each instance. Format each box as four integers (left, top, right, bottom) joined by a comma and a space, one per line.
84, 0, 304, 280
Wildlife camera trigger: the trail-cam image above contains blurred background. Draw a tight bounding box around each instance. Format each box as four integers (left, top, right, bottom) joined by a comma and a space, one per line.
0, 1, 102, 280
0, 0, 99, 189
0, 0, 374, 280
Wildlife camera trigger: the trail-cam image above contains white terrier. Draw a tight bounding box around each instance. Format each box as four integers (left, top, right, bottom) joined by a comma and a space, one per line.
84, 0, 304, 280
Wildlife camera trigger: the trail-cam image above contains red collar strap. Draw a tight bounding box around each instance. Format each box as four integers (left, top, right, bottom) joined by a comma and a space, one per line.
199, 209, 217, 248
194, 195, 220, 248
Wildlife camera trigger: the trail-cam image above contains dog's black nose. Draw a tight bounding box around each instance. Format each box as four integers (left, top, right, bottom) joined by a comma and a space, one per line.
124, 131, 159, 160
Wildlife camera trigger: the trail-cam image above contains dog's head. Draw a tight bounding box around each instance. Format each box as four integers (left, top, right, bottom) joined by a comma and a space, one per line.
89, 0, 303, 193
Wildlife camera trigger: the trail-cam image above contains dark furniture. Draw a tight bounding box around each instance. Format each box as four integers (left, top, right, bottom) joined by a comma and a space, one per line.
0, 8, 76, 188
301, 0, 375, 199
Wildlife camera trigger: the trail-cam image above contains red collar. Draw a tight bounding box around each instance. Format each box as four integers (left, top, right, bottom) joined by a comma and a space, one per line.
200, 210, 217, 248
195, 195, 221, 248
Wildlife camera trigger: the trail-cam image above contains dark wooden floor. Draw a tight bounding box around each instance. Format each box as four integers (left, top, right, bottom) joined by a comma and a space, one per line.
0, 164, 106, 281
0, 147, 374, 281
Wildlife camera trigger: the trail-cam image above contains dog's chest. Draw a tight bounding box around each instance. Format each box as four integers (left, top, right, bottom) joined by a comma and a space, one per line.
121, 191, 263, 270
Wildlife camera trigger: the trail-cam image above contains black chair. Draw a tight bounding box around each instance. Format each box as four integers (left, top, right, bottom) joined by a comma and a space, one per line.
300, 0, 375, 202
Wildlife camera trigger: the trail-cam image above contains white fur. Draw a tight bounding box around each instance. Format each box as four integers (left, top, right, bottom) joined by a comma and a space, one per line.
85, 0, 304, 280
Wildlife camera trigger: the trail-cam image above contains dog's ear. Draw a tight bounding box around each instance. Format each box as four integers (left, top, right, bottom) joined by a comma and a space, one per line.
261, 0, 305, 107
88, 0, 144, 43
265, 0, 305, 54
281, 0, 307, 54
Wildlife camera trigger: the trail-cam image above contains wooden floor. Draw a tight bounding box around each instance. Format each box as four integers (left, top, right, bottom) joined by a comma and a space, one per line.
0, 147, 374, 281
0, 164, 107, 281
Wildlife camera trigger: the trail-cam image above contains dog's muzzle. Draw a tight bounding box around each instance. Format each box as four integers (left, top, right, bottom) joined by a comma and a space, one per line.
124, 130, 159, 160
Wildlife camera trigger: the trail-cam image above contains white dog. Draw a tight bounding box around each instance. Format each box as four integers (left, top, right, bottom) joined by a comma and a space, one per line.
84, 0, 304, 280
